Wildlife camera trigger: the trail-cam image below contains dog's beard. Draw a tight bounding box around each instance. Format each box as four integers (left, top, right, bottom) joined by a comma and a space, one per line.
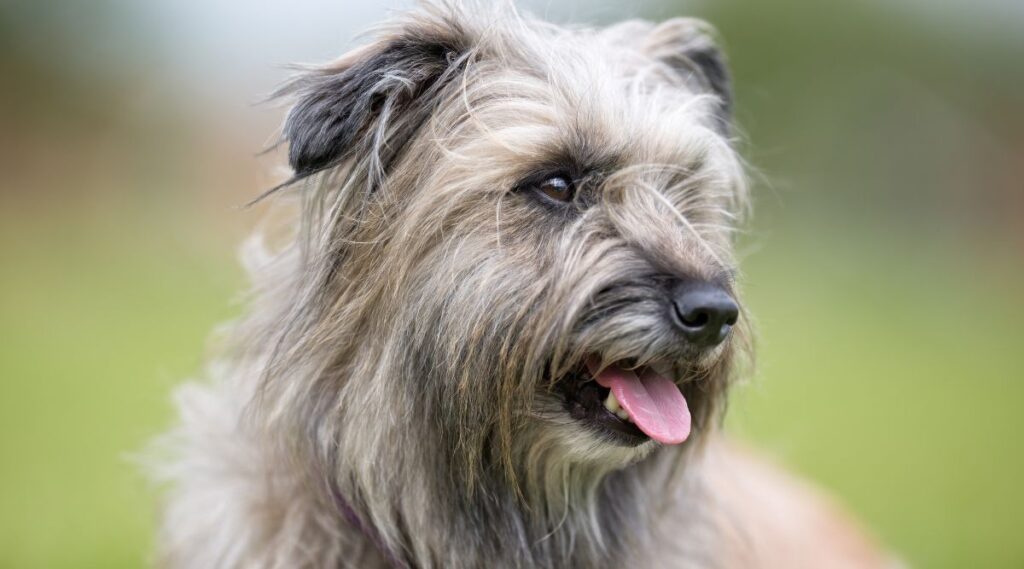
380, 210, 740, 497
331, 238, 742, 567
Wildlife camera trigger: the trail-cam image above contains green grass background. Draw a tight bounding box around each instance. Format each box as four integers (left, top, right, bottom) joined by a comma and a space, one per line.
1, 208, 1021, 568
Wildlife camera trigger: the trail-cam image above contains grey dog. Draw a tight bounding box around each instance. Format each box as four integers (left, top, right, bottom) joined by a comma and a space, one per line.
153, 2, 895, 568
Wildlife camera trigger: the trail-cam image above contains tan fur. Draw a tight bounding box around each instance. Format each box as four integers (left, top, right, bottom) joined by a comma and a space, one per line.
150, 2, 895, 568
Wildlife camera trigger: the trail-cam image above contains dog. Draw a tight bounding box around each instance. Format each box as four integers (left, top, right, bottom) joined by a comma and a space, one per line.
153, 2, 896, 567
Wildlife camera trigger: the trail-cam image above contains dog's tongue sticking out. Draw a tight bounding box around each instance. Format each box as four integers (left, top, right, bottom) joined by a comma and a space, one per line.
586, 360, 691, 445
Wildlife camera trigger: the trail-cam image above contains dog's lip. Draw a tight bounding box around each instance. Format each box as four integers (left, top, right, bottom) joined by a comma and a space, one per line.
555, 357, 692, 446
560, 370, 649, 446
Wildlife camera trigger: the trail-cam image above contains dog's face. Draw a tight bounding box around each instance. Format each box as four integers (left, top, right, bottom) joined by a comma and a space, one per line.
278, 7, 747, 485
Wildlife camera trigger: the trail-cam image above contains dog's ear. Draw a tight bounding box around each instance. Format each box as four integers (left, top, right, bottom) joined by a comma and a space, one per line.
643, 18, 733, 134
279, 24, 468, 182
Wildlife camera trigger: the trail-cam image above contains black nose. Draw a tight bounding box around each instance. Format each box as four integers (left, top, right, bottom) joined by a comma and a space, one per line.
670, 281, 739, 348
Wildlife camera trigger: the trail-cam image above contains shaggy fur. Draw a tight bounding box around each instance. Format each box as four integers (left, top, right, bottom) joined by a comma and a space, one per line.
152, 3, 893, 568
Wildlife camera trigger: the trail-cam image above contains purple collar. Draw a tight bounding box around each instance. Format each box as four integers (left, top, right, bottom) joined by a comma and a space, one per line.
331, 485, 409, 569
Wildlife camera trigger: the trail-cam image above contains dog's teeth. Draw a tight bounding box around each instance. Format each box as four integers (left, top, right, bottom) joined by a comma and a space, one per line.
604, 391, 620, 413
604, 391, 633, 422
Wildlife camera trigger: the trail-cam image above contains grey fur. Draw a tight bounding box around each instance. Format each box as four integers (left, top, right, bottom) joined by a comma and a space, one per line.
149, 2, 775, 568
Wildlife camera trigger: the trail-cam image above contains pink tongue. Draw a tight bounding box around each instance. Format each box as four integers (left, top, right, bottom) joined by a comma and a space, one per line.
587, 361, 691, 445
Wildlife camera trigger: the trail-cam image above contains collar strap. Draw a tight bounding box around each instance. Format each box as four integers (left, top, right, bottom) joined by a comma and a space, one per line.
331, 485, 409, 569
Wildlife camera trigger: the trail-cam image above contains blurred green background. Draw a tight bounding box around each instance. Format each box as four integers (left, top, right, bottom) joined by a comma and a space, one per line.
0, 1, 1021, 567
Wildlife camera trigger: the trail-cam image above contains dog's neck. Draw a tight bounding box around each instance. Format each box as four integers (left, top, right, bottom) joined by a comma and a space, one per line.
325, 439, 700, 569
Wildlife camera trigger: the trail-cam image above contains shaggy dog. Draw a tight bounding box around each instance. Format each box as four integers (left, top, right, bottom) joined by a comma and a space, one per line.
154, 2, 894, 567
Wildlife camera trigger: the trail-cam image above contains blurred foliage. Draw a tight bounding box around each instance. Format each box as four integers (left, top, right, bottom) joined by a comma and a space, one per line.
0, 0, 1021, 568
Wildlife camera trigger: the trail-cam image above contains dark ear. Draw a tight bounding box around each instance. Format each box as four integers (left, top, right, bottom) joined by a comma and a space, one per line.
644, 18, 733, 134
278, 26, 468, 182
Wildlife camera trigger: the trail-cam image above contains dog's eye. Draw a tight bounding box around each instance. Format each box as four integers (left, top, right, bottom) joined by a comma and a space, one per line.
536, 176, 575, 203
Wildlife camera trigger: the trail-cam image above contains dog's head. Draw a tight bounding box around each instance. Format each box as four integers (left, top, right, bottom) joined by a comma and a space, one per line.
268, 3, 748, 493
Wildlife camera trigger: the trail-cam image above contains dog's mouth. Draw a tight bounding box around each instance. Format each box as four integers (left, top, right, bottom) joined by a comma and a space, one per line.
557, 356, 692, 447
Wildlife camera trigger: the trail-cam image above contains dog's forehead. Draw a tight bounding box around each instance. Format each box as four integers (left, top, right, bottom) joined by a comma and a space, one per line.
473, 21, 720, 162
477, 24, 725, 172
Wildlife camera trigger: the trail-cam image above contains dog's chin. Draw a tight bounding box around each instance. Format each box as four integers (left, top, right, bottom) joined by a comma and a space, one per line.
531, 396, 660, 467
